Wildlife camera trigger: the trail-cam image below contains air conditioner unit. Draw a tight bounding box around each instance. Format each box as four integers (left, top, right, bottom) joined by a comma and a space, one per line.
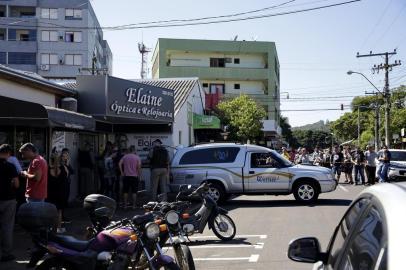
40, 64, 49, 71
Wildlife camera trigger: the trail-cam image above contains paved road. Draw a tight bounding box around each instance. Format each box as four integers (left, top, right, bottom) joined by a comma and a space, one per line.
176, 183, 365, 270
2, 182, 366, 270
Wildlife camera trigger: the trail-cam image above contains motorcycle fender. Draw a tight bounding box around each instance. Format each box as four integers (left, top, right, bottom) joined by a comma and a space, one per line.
154, 254, 175, 266
217, 207, 228, 215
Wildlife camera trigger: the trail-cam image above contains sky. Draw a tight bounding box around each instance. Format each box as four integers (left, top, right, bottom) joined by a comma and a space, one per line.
91, 0, 406, 127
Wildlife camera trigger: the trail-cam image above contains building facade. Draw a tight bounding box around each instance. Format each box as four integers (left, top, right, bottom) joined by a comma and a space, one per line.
151, 38, 281, 140
0, 0, 112, 80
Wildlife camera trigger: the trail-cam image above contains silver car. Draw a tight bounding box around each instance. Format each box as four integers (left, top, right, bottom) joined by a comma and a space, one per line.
287, 182, 406, 269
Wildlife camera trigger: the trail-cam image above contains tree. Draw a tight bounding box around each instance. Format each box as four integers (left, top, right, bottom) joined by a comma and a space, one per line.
217, 95, 266, 142
292, 129, 331, 149
280, 115, 297, 146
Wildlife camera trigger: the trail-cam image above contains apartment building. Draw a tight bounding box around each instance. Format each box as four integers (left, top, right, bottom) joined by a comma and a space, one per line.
0, 0, 112, 80
151, 38, 281, 140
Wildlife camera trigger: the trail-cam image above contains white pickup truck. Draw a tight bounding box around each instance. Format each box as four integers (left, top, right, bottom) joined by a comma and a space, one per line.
170, 143, 337, 203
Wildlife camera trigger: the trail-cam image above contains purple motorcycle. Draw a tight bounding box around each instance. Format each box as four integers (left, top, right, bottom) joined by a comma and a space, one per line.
17, 201, 180, 270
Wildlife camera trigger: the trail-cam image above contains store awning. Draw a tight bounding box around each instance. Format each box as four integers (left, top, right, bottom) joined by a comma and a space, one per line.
193, 114, 221, 129
0, 96, 95, 131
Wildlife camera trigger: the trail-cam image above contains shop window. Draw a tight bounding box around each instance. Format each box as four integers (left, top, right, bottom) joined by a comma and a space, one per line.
234, 83, 240, 90
234, 58, 240, 64
210, 58, 225, 68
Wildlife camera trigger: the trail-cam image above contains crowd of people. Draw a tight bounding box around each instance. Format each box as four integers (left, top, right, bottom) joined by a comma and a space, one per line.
281, 144, 392, 185
0, 138, 171, 262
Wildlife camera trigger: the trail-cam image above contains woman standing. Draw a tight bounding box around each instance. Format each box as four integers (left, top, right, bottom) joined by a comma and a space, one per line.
47, 150, 70, 233
343, 147, 354, 184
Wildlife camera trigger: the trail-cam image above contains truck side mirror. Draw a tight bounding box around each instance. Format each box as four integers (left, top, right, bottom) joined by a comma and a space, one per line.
288, 237, 323, 263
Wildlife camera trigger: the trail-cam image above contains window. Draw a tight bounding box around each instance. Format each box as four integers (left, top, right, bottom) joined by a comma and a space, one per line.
65, 8, 82, 20
41, 53, 58, 65
327, 198, 370, 268
0, 31, 5, 40
338, 206, 387, 270
41, 30, 58, 42
234, 83, 240, 90
0, 52, 6, 64
251, 153, 280, 168
65, 31, 82, 42
65, 54, 82, 66
210, 58, 225, 67
179, 147, 240, 165
210, 84, 225, 94
202, 83, 209, 88
8, 52, 36, 65
8, 29, 36, 41
234, 58, 240, 64
41, 8, 58, 19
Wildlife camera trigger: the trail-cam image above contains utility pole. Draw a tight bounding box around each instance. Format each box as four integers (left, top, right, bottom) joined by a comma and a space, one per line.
138, 42, 151, 79
356, 50, 402, 147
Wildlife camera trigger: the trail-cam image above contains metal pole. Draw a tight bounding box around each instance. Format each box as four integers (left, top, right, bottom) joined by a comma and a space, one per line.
358, 107, 360, 146
384, 53, 391, 147
375, 105, 379, 151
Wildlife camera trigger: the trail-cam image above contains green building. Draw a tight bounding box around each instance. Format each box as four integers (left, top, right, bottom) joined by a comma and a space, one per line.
152, 38, 281, 142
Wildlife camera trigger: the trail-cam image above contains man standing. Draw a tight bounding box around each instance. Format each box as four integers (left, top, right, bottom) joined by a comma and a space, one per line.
377, 145, 391, 183
364, 145, 377, 185
0, 144, 19, 262
119, 146, 141, 209
352, 147, 366, 185
20, 143, 48, 202
330, 145, 344, 181
148, 139, 170, 201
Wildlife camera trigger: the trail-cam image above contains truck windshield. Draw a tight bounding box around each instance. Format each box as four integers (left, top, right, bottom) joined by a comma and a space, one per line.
271, 151, 293, 167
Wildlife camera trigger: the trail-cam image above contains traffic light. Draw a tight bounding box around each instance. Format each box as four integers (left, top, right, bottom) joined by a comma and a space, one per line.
340, 104, 344, 110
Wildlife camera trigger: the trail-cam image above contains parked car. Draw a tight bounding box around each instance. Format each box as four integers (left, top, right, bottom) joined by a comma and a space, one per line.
170, 143, 337, 203
388, 149, 406, 181
287, 182, 406, 269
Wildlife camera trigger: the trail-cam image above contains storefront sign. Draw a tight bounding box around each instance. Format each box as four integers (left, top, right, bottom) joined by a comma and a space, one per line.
107, 77, 174, 122
193, 114, 221, 129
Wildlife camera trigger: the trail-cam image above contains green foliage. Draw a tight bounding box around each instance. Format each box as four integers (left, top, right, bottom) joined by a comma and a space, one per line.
217, 94, 267, 142
280, 115, 297, 146
331, 85, 406, 144
291, 129, 331, 149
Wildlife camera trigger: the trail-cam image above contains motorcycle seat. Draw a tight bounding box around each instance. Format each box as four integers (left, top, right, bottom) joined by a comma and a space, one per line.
132, 213, 153, 226
50, 234, 92, 251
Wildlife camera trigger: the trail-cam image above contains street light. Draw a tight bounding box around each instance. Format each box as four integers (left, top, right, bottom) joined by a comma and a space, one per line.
347, 70, 389, 148
347, 70, 382, 94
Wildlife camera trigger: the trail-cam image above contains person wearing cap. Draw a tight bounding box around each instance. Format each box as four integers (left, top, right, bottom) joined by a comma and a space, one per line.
148, 139, 170, 201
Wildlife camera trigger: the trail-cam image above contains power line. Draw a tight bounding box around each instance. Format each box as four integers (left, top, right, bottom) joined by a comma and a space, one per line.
0, 0, 361, 30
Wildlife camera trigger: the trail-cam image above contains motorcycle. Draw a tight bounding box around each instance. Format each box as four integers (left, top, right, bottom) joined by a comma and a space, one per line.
144, 201, 195, 270
18, 202, 180, 270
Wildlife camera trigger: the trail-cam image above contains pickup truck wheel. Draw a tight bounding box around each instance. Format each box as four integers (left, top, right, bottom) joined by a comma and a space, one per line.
207, 183, 226, 203
293, 181, 319, 203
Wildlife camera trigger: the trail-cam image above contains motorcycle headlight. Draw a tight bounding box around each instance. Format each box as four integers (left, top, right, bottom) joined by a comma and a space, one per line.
165, 210, 179, 225
145, 222, 160, 240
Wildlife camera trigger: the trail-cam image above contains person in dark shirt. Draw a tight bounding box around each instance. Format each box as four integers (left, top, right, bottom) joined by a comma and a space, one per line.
148, 139, 170, 201
352, 147, 366, 185
330, 145, 344, 181
0, 144, 19, 262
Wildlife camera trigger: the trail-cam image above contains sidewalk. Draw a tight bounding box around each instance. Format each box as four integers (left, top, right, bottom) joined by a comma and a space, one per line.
1, 205, 144, 270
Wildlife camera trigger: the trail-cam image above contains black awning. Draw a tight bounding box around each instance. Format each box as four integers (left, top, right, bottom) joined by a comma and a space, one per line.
0, 96, 95, 131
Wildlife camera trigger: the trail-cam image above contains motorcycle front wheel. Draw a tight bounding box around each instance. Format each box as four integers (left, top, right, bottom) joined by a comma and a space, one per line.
210, 214, 236, 241
36, 257, 75, 270
173, 243, 195, 270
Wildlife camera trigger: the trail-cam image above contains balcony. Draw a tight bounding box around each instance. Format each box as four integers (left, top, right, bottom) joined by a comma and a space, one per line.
262, 120, 281, 135
205, 92, 222, 110
9, 6, 36, 18
163, 66, 269, 81
223, 93, 273, 106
